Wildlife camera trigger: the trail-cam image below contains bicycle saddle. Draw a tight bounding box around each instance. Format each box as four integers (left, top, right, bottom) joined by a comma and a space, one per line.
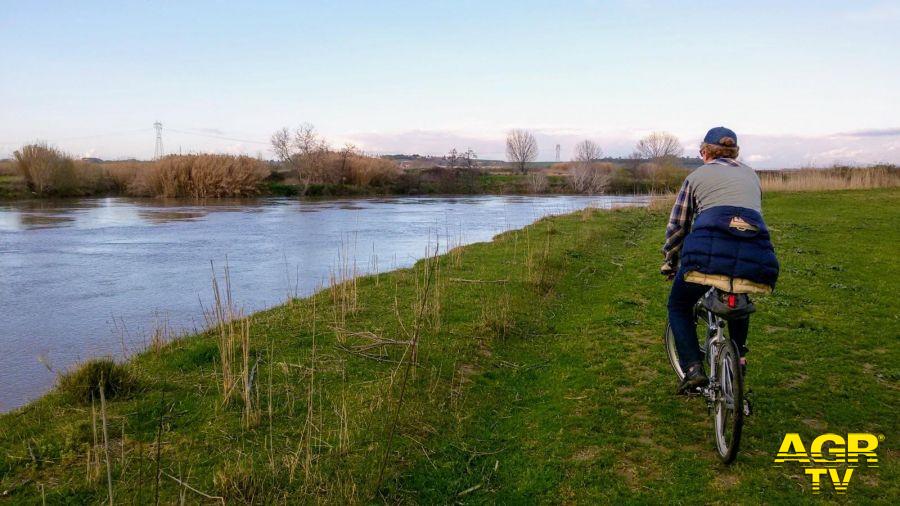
700, 288, 756, 320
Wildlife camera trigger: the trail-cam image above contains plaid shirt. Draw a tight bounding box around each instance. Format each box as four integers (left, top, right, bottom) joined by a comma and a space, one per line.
662, 158, 740, 265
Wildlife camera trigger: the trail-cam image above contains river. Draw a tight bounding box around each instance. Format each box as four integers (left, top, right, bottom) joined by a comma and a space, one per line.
0, 195, 647, 411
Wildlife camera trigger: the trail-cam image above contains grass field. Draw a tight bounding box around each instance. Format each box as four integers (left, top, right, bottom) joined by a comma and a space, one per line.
1, 189, 897, 503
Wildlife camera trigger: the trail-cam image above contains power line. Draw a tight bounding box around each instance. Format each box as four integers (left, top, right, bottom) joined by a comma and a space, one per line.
166, 128, 270, 146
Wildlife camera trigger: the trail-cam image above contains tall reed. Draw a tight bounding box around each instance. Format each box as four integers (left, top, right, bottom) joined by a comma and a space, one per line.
760, 165, 899, 192
206, 261, 256, 423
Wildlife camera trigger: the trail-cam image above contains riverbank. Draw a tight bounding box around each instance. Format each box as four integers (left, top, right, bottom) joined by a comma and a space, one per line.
1, 189, 897, 503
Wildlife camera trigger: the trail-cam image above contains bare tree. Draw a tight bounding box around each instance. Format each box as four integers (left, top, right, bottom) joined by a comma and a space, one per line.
569, 140, 609, 194
570, 163, 612, 194
270, 128, 295, 168
461, 148, 477, 169
445, 148, 460, 170
506, 129, 538, 174
270, 123, 330, 194
339, 143, 357, 183
574, 140, 603, 164
634, 131, 683, 160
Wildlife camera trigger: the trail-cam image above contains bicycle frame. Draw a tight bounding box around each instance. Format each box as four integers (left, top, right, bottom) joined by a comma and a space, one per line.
699, 308, 726, 405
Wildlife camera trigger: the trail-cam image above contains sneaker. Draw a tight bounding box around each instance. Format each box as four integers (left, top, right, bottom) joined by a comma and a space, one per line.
678, 363, 709, 394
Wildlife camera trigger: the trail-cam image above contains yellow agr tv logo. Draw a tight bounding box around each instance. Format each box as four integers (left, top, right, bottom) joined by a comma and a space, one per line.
773, 433, 883, 494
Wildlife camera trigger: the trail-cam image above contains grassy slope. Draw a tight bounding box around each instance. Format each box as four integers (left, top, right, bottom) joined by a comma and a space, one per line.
0, 189, 897, 503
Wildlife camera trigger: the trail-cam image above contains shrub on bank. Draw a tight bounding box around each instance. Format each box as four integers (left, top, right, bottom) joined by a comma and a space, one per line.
342, 152, 401, 187
129, 154, 269, 198
57, 358, 136, 404
553, 160, 688, 194
14, 143, 78, 196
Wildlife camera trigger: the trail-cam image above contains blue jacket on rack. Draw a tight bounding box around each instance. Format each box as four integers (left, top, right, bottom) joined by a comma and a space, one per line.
679, 205, 780, 289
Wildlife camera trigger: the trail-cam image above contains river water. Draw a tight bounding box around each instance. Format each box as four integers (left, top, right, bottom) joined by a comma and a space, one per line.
0, 195, 646, 411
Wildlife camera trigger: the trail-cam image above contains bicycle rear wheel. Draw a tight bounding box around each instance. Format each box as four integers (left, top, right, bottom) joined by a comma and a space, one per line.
714, 338, 744, 464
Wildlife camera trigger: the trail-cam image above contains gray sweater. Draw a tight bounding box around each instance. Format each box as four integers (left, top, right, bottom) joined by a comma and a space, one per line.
686, 159, 762, 214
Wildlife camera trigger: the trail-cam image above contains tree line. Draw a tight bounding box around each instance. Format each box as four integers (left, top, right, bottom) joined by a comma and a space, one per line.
2, 127, 691, 198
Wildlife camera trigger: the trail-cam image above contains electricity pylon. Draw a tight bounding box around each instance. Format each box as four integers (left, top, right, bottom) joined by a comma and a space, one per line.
153, 121, 164, 160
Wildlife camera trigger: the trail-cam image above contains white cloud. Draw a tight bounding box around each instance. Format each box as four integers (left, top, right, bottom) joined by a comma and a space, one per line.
745, 154, 771, 163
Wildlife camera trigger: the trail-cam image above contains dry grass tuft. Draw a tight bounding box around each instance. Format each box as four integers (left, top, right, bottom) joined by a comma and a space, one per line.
647, 193, 676, 212
214, 460, 265, 503
206, 261, 258, 426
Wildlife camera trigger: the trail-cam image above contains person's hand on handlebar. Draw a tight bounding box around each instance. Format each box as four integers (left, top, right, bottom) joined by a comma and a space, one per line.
660, 261, 676, 281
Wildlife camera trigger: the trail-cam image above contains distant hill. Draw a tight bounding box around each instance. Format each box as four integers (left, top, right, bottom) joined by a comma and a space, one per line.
382, 154, 704, 170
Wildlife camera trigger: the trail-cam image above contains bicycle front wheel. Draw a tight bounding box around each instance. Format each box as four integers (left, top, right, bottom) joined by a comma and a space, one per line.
663, 321, 685, 381
714, 338, 744, 464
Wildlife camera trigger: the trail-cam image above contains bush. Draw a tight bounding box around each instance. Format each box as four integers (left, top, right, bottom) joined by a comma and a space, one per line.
343, 153, 400, 186
266, 181, 299, 196
101, 161, 144, 194
527, 172, 549, 193
130, 154, 268, 197
568, 162, 614, 193
14, 143, 78, 196
0, 159, 18, 176
57, 358, 135, 404
635, 161, 688, 192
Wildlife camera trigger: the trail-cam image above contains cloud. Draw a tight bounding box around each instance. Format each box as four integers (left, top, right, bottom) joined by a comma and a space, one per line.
843, 1, 900, 22
740, 132, 900, 168
745, 154, 771, 163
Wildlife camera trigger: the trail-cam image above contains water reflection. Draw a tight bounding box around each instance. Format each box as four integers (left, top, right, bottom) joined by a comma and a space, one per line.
18, 214, 77, 228
137, 210, 209, 224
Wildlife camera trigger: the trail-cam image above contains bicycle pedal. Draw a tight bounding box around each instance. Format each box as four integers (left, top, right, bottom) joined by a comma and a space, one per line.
743, 398, 753, 416
676, 385, 704, 397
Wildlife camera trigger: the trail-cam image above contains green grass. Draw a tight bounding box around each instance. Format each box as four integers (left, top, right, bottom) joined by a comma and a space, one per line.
1, 189, 897, 503
0, 174, 28, 198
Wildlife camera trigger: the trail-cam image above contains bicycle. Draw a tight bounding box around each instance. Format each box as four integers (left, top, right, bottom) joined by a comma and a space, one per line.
664, 287, 753, 464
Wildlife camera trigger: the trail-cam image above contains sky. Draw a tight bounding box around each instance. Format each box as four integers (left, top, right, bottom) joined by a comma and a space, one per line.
1, 0, 898, 168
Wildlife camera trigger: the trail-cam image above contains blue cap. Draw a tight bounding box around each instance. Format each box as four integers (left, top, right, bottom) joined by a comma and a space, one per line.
703, 126, 738, 146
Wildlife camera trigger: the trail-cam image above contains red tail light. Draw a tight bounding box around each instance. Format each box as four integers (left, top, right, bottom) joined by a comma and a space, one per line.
727, 294, 737, 308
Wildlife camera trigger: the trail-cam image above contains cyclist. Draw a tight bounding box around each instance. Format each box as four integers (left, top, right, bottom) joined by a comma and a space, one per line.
660, 127, 779, 394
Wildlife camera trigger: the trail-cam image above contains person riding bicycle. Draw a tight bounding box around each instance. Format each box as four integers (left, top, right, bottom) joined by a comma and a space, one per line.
661, 127, 779, 394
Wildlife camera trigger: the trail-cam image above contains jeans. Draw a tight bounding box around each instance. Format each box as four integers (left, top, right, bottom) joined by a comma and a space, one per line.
667, 269, 749, 369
